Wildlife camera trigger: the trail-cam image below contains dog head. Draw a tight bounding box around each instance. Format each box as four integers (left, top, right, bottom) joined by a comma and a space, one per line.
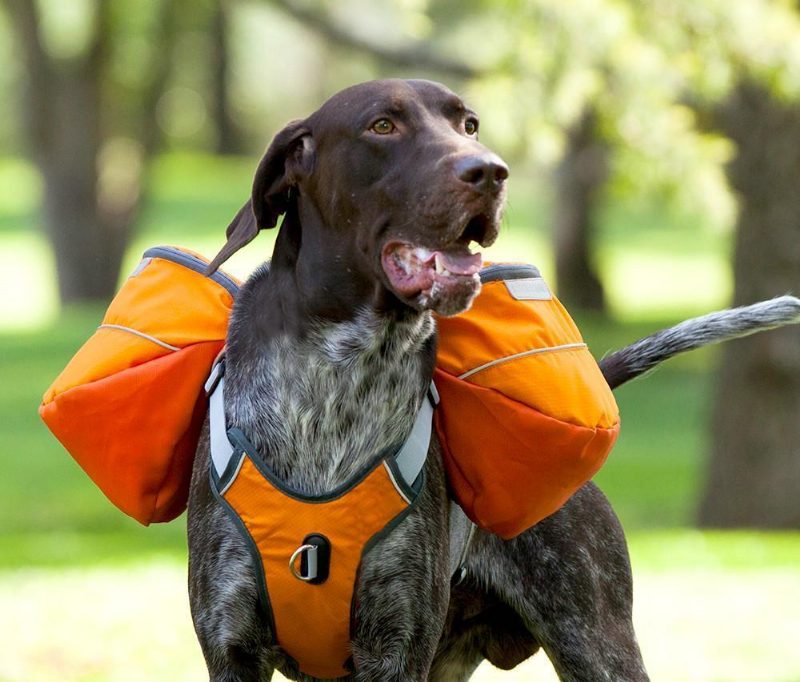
210, 79, 508, 318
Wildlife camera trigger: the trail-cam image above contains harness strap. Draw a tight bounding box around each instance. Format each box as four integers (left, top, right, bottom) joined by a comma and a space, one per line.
392, 381, 438, 490
205, 360, 233, 480
449, 508, 476, 585
205, 358, 435, 490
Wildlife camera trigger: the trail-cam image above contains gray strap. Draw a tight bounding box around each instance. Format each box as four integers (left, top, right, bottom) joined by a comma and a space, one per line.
205, 362, 235, 479
393, 382, 439, 488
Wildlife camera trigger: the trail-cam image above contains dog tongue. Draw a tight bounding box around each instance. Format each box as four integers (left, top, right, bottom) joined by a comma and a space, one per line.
435, 249, 482, 275
381, 242, 484, 299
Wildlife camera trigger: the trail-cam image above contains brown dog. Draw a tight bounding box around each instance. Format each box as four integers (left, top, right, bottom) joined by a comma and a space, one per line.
188, 78, 800, 681
187, 78, 651, 681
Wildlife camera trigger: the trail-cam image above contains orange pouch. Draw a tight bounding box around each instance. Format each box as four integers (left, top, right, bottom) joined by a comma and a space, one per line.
434, 263, 620, 539
39, 246, 239, 525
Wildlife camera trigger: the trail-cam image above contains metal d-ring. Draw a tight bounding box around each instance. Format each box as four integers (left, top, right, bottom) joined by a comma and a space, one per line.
289, 543, 318, 582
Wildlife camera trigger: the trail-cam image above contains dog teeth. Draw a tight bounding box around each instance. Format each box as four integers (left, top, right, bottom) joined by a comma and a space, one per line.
434, 254, 451, 277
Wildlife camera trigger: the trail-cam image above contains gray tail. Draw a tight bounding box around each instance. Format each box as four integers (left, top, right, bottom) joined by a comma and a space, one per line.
600, 296, 800, 390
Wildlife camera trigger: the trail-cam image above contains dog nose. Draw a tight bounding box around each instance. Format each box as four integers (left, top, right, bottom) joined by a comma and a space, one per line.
455, 154, 509, 190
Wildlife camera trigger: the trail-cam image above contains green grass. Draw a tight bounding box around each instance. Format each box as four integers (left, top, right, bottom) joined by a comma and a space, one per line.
2, 536, 799, 681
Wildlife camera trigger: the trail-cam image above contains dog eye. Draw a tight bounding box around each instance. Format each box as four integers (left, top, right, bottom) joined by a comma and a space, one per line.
465, 118, 479, 136
370, 119, 396, 135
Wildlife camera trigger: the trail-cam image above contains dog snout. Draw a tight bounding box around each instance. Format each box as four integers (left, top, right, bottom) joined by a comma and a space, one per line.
454, 154, 509, 191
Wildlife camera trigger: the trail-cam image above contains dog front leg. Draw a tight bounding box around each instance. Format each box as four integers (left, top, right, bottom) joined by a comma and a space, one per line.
204, 647, 275, 682
350, 467, 450, 681
349, 552, 450, 681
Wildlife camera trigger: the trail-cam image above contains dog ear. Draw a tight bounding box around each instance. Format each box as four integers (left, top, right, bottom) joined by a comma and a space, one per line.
207, 120, 312, 273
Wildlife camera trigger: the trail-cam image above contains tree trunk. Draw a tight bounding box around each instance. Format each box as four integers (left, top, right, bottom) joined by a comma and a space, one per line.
3, 0, 176, 303
553, 105, 608, 312
210, 0, 242, 154
698, 82, 800, 528
41, 60, 132, 302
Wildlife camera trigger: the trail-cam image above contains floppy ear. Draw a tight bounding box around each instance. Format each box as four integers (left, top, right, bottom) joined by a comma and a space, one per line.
207, 120, 312, 273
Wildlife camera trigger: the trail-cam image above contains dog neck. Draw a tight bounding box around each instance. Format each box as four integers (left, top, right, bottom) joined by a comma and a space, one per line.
224, 209, 437, 494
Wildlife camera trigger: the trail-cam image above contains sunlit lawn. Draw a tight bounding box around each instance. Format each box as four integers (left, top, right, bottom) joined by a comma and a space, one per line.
2, 535, 799, 682
1, 153, 798, 680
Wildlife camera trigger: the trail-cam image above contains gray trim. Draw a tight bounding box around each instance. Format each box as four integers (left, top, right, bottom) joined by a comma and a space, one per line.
384, 455, 420, 504
458, 342, 588, 380
504, 277, 552, 301
97, 323, 181, 352
457, 520, 477, 568
217, 450, 246, 496
130, 257, 152, 278
383, 461, 412, 505
143, 245, 241, 297
480, 263, 541, 283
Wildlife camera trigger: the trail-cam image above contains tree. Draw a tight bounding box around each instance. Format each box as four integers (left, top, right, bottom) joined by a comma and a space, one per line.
553, 104, 608, 311
1, 0, 177, 303
698, 81, 800, 527
210, 0, 242, 154
268, 0, 477, 79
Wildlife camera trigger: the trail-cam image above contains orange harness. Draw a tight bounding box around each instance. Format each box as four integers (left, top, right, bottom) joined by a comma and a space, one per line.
205, 361, 435, 679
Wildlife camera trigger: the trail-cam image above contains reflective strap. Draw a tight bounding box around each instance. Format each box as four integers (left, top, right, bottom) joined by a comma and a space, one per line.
392, 382, 437, 489
206, 362, 235, 479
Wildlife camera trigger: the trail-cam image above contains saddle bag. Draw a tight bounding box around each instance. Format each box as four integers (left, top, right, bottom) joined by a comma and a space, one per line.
433, 264, 620, 539
39, 247, 238, 525
40, 251, 618, 537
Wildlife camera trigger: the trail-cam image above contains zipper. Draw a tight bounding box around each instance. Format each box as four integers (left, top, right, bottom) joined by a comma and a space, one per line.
142, 246, 240, 297
480, 263, 541, 283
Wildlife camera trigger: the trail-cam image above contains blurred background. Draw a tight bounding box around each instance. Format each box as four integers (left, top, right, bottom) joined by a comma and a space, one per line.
1, 0, 799, 680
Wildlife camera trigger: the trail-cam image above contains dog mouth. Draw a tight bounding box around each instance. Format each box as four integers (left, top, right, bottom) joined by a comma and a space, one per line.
381, 214, 494, 315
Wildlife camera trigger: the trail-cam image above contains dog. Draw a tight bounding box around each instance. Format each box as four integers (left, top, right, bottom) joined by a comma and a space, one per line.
187, 78, 800, 681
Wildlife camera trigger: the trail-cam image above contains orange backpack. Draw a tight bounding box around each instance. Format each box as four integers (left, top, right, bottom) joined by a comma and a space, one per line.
40, 251, 618, 536
434, 264, 619, 538
39, 247, 238, 524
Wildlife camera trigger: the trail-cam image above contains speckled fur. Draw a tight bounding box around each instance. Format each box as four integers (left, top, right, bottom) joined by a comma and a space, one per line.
224, 273, 436, 491
188, 79, 651, 682
188, 270, 452, 682
188, 267, 651, 681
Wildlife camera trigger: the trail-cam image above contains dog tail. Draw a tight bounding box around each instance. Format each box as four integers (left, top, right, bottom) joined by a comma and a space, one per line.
599, 296, 800, 390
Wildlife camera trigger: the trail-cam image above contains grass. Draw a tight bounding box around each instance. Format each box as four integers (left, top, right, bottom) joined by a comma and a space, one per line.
0, 153, 798, 680
2, 537, 800, 681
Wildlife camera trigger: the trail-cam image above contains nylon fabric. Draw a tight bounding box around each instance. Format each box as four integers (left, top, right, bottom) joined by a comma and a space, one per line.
39, 246, 238, 524
434, 265, 620, 538
220, 454, 411, 679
